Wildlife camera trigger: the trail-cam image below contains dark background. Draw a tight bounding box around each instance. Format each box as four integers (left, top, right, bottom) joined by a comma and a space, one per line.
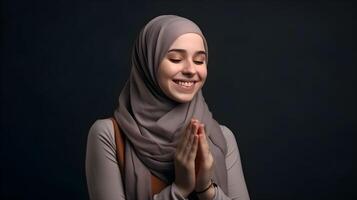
1, 0, 356, 199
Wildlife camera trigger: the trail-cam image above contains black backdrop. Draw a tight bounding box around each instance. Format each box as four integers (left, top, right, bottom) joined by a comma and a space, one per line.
1, 0, 356, 199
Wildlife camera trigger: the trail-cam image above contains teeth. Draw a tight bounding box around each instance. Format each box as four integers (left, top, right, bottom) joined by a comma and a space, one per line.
176, 81, 194, 87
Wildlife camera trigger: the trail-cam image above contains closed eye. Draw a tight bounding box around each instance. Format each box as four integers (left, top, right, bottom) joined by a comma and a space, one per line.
169, 59, 182, 63
194, 61, 204, 65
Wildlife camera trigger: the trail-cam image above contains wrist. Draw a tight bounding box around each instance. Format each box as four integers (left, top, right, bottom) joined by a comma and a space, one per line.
196, 180, 217, 200
196, 180, 212, 193
196, 185, 216, 200
173, 182, 191, 198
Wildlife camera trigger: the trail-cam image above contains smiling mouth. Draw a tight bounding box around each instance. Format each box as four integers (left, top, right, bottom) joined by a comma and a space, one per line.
173, 80, 196, 87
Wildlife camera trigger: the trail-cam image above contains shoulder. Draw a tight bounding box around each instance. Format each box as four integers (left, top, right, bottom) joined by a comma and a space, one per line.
219, 125, 239, 156
87, 118, 115, 144
219, 125, 237, 144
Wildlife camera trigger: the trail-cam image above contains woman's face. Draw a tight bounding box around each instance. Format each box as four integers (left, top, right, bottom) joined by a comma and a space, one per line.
157, 33, 207, 103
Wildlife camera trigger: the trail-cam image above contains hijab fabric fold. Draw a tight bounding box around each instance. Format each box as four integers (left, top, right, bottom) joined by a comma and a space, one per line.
114, 15, 228, 200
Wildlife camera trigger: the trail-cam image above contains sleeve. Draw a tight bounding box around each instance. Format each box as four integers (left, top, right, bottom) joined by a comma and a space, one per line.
85, 119, 125, 200
213, 125, 250, 200
85, 119, 189, 200
153, 183, 188, 200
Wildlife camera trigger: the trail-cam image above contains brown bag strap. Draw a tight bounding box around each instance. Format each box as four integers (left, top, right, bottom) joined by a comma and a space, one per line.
151, 175, 168, 195
109, 117, 168, 195
110, 117, 125, 175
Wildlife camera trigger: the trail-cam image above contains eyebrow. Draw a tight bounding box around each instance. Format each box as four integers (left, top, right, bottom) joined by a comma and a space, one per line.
167, 48, 207, 56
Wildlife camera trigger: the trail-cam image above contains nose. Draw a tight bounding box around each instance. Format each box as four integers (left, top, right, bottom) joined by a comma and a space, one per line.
182, 59, 197, 76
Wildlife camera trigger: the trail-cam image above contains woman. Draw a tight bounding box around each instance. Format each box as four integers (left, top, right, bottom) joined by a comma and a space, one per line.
86, 15, 250, 200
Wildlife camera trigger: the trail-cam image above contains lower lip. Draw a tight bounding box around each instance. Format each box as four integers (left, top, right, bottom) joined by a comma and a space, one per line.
172, 81, 196, 93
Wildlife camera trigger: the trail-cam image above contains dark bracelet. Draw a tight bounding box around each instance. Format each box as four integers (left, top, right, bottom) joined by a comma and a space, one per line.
195, 180, 216, 194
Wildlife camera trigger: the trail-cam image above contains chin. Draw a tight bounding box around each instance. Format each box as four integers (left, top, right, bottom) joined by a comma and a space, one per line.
175, 97, 194, 103
170, 93, 196, 103
164, 81, 202, 103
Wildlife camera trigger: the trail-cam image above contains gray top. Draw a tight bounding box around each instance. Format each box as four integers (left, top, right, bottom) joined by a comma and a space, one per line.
85, 119, 250, 200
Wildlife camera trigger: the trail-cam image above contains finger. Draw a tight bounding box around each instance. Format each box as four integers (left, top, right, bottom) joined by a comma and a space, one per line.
183, 122, 198, 157
197, 123, 204, 135
183, 121, 194, 143
192, 118, 200, 125
183, 129, 194, 155
182, 122, 193, 146
195, 124, 203, 156
199, 125, 210, 156
191, 121, 200, 135
188, 134, 198, 160
178, 121, 193, 149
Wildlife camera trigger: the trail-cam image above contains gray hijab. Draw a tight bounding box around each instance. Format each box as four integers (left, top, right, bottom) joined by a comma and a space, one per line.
114, 15, 228, 199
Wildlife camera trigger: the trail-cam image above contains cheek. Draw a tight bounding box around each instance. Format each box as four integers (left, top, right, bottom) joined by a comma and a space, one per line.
158, 61, 177, 78
158, 76, 171, 97
157, 62, 176, 90
198, 66, 207, 80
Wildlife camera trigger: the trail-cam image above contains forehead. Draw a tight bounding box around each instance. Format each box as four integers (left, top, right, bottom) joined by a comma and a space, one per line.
169, 33, 205, 51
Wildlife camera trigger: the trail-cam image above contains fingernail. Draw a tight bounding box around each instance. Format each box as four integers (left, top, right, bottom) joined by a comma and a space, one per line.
194, 122, 199, 129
